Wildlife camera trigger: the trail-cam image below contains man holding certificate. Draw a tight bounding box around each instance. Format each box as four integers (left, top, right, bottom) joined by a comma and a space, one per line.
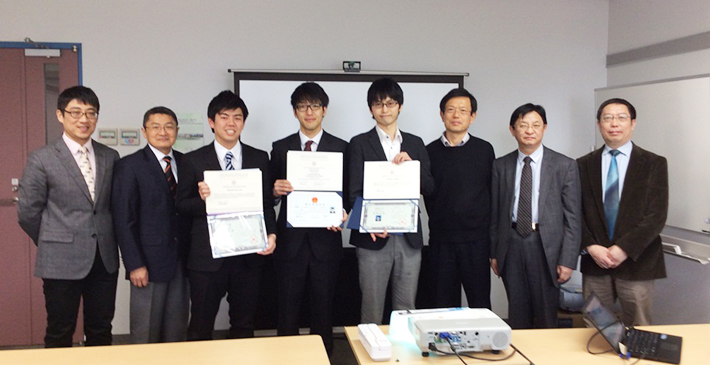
270, 82, 348, 355
347, 78, 434, 324
177, 90, 277, 340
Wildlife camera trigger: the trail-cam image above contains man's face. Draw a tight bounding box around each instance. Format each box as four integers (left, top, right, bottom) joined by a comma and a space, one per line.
209, 108, 244, 148
597, 103, 636, 149
441, 96, 476, 134
509, 111, 546, 151
293, 100, 327, 136
370, 97, 401, 128
142, 113, 178, 155
56, 99, 98, 145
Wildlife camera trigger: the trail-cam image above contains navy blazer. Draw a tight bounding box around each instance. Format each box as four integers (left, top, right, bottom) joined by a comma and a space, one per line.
347, 127, 435, 250
112, 145, 189, 283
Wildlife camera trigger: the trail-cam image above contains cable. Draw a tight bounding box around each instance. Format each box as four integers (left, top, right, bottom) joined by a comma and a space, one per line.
426, 338, 517, 363
510, 343, 535, 365
586, 330, 615, 355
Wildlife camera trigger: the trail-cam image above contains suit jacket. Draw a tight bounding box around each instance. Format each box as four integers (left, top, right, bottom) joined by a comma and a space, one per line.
270, 131, 349, 261
176, 141, 276, 272
577, 144, 668, 280
347, 127, 435, 250
111, 145, 190, 283
18, 138, 120, 280
490, 146, 582, 287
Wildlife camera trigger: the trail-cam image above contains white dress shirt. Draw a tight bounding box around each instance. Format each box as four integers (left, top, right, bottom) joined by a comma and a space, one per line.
214, 140, 242, 170
299, 129, 323, 151
375, 126, 403, 162
147, 144, 178, 182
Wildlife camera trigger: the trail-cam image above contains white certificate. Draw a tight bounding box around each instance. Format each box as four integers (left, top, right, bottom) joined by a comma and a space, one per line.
203, 169, 263, 214
207, 211, 268, 258
363, 161, 420, 199
286, 151, 343, 191
286, 191, 343, 228
359, 199, 419, 233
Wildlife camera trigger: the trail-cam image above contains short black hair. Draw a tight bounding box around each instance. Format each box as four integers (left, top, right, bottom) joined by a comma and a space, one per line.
596, 98, 636, 121
439, 88, 477, 114
291, 82, 329, 109
509, 103, 547, 127
57, 85, 100, 112
367, 77, 403, 107
208, 90, 249, 121
143, 106, 178, 128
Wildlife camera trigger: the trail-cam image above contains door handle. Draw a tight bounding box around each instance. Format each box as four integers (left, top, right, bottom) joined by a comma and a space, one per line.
0, 197, 19, 206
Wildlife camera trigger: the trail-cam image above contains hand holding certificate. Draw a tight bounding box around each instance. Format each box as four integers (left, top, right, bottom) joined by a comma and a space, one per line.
285, 151, 344, 228
357, 161, 421, 233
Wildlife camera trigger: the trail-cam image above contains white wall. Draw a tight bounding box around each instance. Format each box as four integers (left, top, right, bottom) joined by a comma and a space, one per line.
1, 0, 609, 333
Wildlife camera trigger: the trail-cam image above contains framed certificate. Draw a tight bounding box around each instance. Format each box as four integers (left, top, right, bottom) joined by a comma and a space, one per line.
286, 191, 343, 228
359, 199, 419, 233
207, 211, 268, 258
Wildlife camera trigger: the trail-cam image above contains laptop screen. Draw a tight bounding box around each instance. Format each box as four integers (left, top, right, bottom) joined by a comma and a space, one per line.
581, 293, 626, 353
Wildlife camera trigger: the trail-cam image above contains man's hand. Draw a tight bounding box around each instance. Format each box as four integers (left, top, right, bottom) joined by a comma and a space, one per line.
130, 267, 149, 288
392, 152, 412, 164
557, 265, 573, 284
327, 210, 348, 232
198, 181, 211, 201
587, 244, 615, 269
608, 245, 628, 267
272, 179, 293, 198
259, 234, 277, 255
490, 258, 499, 276
370, 230, 388, 242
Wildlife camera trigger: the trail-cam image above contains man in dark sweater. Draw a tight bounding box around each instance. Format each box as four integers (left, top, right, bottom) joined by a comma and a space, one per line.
424, 88, 495, 309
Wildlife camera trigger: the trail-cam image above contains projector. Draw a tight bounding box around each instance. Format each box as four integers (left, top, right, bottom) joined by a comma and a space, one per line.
407, 308, 511, 356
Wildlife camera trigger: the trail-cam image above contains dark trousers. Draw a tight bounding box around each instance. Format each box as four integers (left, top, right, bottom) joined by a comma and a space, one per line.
429, 239, 491, 309
187, 255, 264, 340
42, 251, 118, 348
276, 235, 340, 355
501, 230, 558, 329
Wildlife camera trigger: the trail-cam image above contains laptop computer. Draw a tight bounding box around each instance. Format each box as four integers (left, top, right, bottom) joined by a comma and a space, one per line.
581, 292, 682, 364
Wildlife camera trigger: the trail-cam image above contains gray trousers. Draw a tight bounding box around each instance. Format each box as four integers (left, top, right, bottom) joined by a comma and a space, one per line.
357, 235, 421, 324
130, 265, 190, 343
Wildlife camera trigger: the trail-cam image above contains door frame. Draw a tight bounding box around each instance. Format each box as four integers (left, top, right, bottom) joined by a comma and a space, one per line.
0, 41, 83, 84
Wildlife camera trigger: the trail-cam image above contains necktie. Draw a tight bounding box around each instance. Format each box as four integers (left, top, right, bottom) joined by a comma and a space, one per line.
163, 156, 177, 201
516, 156, 533, 237
304, 140, 314, 151
79, 146, 95, 201
225, 151, 235, 171
604, 150, 621, 240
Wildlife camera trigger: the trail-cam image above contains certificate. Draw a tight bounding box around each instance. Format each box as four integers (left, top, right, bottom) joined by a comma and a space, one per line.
286, 191, 343, 228
207, 211, 268, 258
286, 151, 343, 191
204, 169, 263, 214
363, 161, 420, 199
359, 199, 419, 233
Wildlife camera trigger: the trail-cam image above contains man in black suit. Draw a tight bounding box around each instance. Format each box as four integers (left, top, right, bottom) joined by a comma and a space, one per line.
347, 78, 435, 324
112, 106, 189, 343
177, 91, 277, 340
270, 82, 348, 354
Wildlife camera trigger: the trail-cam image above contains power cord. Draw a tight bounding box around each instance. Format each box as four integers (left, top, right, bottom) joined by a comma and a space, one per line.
585, 331, 644, 364
425, 336, 521, 364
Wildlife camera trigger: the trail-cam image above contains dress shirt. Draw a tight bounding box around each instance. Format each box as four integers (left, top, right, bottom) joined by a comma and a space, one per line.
62, 133, 96, 181
147, 144, 178, 182
214, 140, 242, 170
299, 129, 323, 151
512, 146, 544, 224
440, 132, 470, 147
601, 141, 632, 201
375, 126, 403, 162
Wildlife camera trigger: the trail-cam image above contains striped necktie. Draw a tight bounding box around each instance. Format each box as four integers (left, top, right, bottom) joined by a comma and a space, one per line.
604, 150, 621, 240
304, 140, 314, 151
163, 156, 177, 201
225, 151, 235, 170
516, 156, 533, 237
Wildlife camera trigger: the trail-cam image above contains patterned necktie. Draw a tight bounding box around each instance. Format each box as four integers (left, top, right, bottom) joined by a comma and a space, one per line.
79, 146, 95, 201
304, 140, 314, 151
225, 151, 235, 170
163, 156, 177, 201
516, 156, 533, 237
604, 150, 621, 240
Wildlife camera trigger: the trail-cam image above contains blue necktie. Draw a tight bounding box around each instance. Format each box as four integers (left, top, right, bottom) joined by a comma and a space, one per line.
604, 150, 620, 240
225, 151, 235, 171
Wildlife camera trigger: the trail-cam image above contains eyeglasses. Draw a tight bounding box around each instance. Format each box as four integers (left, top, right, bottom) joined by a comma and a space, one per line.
372, 101, 399, 109
63, 109, 98, 120
445, 107, 471, 115
145, 124, 178, 132
600, 114, 631, 123
295, 104, 323, 112
516, 123, 544, 131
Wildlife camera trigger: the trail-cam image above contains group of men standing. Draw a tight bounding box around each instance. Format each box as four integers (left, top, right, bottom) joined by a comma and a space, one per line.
17, 78, 667, 352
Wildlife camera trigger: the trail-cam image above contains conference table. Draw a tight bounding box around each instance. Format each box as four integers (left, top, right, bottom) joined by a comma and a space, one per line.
0, 334, 330, 365
345, 324, 710, 364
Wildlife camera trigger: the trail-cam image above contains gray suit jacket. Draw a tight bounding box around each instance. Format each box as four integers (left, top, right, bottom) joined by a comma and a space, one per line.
490, 146, 582, 287
18, 137, 120, 280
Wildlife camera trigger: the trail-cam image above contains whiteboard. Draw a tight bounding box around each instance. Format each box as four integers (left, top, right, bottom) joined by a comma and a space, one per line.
595, 75, 710, 232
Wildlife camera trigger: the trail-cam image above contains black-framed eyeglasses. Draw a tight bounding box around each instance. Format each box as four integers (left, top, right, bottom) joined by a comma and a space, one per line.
295, 104, 323, 112
372, 101, 399, 109
63, 109, 99, 120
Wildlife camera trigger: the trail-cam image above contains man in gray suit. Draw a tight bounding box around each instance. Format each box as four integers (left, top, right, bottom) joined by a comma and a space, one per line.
490, 103, 581, 329
18, 86, 120, 347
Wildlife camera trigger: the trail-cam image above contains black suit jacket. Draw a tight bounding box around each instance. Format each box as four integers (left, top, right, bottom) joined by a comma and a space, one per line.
270, 131, 349, 261
347, 128, 435, 250
577, 143, 668, 280
112, 145, 190, 282
176, 142, 277, 272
